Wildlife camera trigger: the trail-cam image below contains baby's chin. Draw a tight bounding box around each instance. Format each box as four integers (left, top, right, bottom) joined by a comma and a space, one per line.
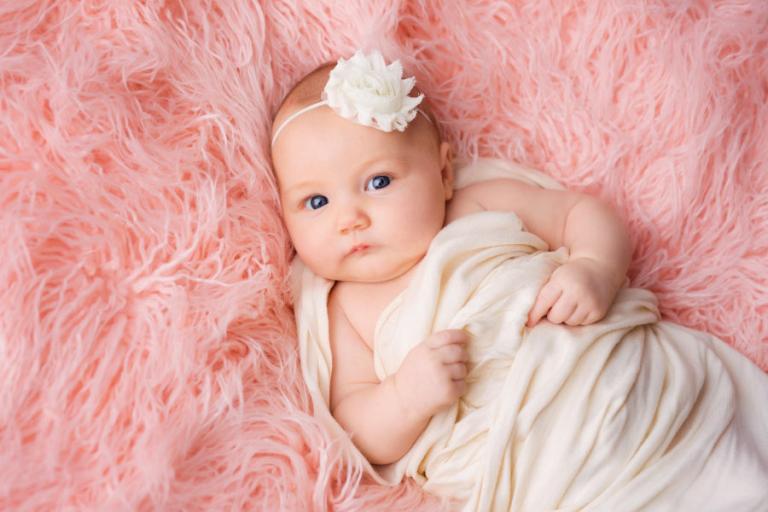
308, 260, 419, 285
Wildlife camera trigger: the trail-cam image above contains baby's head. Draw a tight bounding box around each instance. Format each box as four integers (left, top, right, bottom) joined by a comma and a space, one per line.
270, 51, 453, 284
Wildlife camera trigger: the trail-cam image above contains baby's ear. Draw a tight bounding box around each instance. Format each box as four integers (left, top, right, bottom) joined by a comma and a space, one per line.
439, 142, 454, 200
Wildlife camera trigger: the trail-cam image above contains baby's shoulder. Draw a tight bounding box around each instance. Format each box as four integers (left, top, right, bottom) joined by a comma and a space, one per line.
328, 279, 405, 351
445, 182, 487, 223
452, 177, 536, 205
326, 282, 364, 347
327, 281, 352, 326
448, 177, 577, 237
447, 178, 535, 223
327, 281, 375, 350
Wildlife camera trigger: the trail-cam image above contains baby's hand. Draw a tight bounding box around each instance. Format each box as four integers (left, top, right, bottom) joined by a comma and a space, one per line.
527, 257, 620, 327
393, 329, 469, 419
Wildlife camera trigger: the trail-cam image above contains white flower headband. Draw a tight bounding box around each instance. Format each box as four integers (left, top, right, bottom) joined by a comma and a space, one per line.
271, 50, 432, 146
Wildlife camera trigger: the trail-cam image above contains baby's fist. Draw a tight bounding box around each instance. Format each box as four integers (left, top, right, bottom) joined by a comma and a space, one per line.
394, 329, 469, 419
527, 257, 618, 327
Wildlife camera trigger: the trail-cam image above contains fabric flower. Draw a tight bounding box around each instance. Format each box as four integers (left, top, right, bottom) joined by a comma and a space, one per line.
323, 50, 424, 132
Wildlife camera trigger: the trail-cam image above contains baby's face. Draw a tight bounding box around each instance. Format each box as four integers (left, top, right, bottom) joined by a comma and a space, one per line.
272, 106, 452, 283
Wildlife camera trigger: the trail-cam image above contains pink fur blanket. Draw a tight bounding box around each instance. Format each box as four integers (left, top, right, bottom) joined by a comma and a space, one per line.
2, 1, 766, 510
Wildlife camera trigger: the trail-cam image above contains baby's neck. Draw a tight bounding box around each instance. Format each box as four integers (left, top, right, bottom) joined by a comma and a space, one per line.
331, 260, 424, 350
342, 255, 424, 294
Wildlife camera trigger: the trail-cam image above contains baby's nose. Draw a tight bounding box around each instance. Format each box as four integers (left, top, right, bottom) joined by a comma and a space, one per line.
337, 205, 370, 234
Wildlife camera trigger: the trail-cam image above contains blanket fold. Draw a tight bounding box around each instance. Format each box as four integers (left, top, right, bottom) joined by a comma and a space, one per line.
292, 159, 768, 511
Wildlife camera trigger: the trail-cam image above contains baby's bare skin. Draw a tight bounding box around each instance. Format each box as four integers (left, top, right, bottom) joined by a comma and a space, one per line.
271, 68, 631, 465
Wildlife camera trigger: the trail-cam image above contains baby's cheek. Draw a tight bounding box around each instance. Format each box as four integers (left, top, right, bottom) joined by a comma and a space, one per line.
397, 199, 445, 248
411, 194, 447, 228
290, 224, 331, 270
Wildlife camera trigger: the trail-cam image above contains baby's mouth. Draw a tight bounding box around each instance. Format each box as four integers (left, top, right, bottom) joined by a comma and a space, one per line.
346, 243, 371, 256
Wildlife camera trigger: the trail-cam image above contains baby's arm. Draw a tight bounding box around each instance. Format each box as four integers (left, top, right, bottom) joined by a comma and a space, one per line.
453, 178, 631, 325
328, 289, 468, 465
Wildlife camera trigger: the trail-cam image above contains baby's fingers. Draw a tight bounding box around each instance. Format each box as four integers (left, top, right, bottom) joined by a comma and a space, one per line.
445, 362, 468, 381
581, 308, 606, 325
427, 329, 469, 349
527, 281, 562, 327
565, 305, 590, 326
547, 297, 577, 324
437, 343, 469, 364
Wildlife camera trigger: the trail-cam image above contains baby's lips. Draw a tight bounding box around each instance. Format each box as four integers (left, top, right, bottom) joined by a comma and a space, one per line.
345, 243, 371, 256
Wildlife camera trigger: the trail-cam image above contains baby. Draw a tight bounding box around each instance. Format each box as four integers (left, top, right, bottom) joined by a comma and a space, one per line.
270, 51, 768, 510
271, 51, 630, 464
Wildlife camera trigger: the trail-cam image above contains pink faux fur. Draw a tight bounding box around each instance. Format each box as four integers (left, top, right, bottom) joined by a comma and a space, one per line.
1, 1, 766, 510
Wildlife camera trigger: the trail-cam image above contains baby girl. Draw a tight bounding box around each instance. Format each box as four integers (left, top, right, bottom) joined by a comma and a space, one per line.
271, 51, 768, 510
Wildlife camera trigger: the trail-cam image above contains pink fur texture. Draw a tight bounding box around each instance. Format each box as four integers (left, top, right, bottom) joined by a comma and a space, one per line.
1, 1, 766, 510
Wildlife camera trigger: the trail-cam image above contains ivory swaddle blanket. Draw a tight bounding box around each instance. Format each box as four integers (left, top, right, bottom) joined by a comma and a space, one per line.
292, 159, 768, 511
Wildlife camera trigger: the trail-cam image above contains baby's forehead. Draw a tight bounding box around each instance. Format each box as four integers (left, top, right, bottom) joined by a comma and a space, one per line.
275, 110, 407, 167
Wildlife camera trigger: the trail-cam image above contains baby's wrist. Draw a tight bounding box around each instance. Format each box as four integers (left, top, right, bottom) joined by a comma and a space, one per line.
389, 373, 432, 423
571, 254, 626, 288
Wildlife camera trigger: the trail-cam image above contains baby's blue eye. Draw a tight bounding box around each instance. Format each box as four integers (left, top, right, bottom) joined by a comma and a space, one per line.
305, 195, 328, 210
366, 175, 391, 191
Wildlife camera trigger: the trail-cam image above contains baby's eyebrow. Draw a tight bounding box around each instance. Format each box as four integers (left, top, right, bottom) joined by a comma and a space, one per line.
283, 180, 321, 197
353, 156, 406, 173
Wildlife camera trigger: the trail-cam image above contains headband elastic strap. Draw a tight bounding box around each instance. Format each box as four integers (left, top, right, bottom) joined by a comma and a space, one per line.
271, 101, 329, 146
271, 101, 432, 146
